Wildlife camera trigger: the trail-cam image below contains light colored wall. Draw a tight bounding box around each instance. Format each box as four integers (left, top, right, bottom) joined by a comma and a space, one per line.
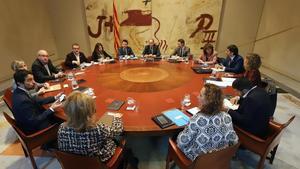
46, 0, 91, 59
253, 0, 300, 82
0, 0, 58, 81
216, 0, 265, 57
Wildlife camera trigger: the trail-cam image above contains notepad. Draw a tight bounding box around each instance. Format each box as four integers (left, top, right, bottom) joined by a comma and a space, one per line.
163, 109, 189, 126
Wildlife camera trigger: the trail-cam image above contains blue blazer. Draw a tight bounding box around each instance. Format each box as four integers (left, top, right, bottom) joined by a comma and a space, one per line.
12, 88, 55, 134
118, 47, 135, 58
222, 55, 245, 74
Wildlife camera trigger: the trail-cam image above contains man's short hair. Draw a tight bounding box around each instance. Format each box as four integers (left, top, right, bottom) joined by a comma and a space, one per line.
232, 78, 253, 91
72, 43, 80, 48
14, 70, 32, 86
227, 44, 239, 55
178, 39, 185, 45
122, 39, 128, 44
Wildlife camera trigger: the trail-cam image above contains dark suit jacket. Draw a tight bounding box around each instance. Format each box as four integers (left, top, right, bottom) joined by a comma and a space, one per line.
65, 52, 88, 69
222, 55, 245, 74
118, 47, 135, 58
31, 59, 59, 83
12, 88, 56, 134
142, 45, 161, 57
171, 46, 190, 57
228, 87, 272, 138
91, 50, 112, 61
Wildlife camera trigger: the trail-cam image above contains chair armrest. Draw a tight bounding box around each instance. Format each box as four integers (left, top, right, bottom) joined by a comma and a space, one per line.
106, 139, 126, 169
25, 124, 59, 148
168, 138, 192, 167
234, 126, 266, 143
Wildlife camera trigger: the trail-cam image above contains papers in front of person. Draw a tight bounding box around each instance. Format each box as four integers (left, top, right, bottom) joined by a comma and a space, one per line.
169, 55, 184, 61
102, 58, 115, 63
44, 84, 61, 92
205, 77, 236, 88
221, 77, 236, 86
223, 98, 239, 110
186, 107, 201, 115
205, 80, 228, 88
81, 62, 93, 67
211, 67, 225, 72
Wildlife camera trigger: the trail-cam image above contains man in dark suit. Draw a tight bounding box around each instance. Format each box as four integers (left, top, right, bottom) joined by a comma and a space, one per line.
142, 39, 161, 58
170, 39, 191, 57
12, 70, 62, 134
65, 43, 89, 69
216, 44, 245, 74
227, 78, 272, 139
31, 50, 64, 83
118, 39, 135, 59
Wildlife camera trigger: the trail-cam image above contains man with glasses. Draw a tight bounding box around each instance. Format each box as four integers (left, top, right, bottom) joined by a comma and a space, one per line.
32, 49, 64, 83
65, 43, 88, 69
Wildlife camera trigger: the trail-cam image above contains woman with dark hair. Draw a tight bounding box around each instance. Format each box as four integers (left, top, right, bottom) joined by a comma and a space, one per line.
198, 43, 218, 64
91, 43, 112, 61
244, 53, 262, 87
177, 84, 238, 161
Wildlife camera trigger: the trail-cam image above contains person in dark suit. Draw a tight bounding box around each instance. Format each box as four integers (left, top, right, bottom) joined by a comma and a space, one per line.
170, 39, 191, 57
118, 39, 135, 59
227, 78, 272, 139
12, 70, 62, 134
91, 43, 112, 61
142, 39, 161, 58
31, 50, 64, 83
244, 53, 263, 87
65, 43, 89, 68
216, 44, 245, 74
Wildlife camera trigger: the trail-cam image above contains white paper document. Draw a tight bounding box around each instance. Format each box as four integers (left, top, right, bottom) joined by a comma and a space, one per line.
206, 80, 228, 88
223, 98, 239, 110
221, 77, 236, 86
187, 107, 201, 115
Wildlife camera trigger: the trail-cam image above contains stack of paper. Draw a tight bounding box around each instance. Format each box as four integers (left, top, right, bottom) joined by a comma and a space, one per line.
223, 98, 239, 110
221, 77, 236, 86
206, 80, 228, 88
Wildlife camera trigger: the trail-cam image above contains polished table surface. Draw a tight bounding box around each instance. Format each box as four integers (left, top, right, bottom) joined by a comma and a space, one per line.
48, 60, 235, 134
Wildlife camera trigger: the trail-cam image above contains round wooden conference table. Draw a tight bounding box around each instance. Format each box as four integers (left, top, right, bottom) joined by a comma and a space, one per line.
49, 60, 235, 135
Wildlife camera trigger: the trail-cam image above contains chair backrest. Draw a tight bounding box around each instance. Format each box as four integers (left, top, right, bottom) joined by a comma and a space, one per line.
191, 142, 240, 169
266, 116, 295, 149
3, 112, 28, 144
3, 88, 13, 111
54, 150, 107, 169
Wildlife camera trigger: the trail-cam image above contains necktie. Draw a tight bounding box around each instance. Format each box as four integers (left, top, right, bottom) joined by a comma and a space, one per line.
150, 46, 153, 54
44, 65, 51, 76
180, 48, 183, 57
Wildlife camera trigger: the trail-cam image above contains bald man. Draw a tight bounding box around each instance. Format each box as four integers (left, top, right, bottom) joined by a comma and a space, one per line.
142, 39, 161, 58
31, 50, 64, 83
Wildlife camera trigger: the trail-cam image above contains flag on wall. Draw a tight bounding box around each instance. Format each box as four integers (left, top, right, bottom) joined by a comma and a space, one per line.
113, 0, 120, 57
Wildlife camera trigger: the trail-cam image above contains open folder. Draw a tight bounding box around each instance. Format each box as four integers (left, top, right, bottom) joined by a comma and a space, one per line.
163, 109, 190, 126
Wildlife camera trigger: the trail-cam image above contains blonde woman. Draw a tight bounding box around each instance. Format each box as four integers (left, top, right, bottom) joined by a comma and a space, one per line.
177, 84, 238, 161
11, 60, 49, 95
58, 91, 123, 162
